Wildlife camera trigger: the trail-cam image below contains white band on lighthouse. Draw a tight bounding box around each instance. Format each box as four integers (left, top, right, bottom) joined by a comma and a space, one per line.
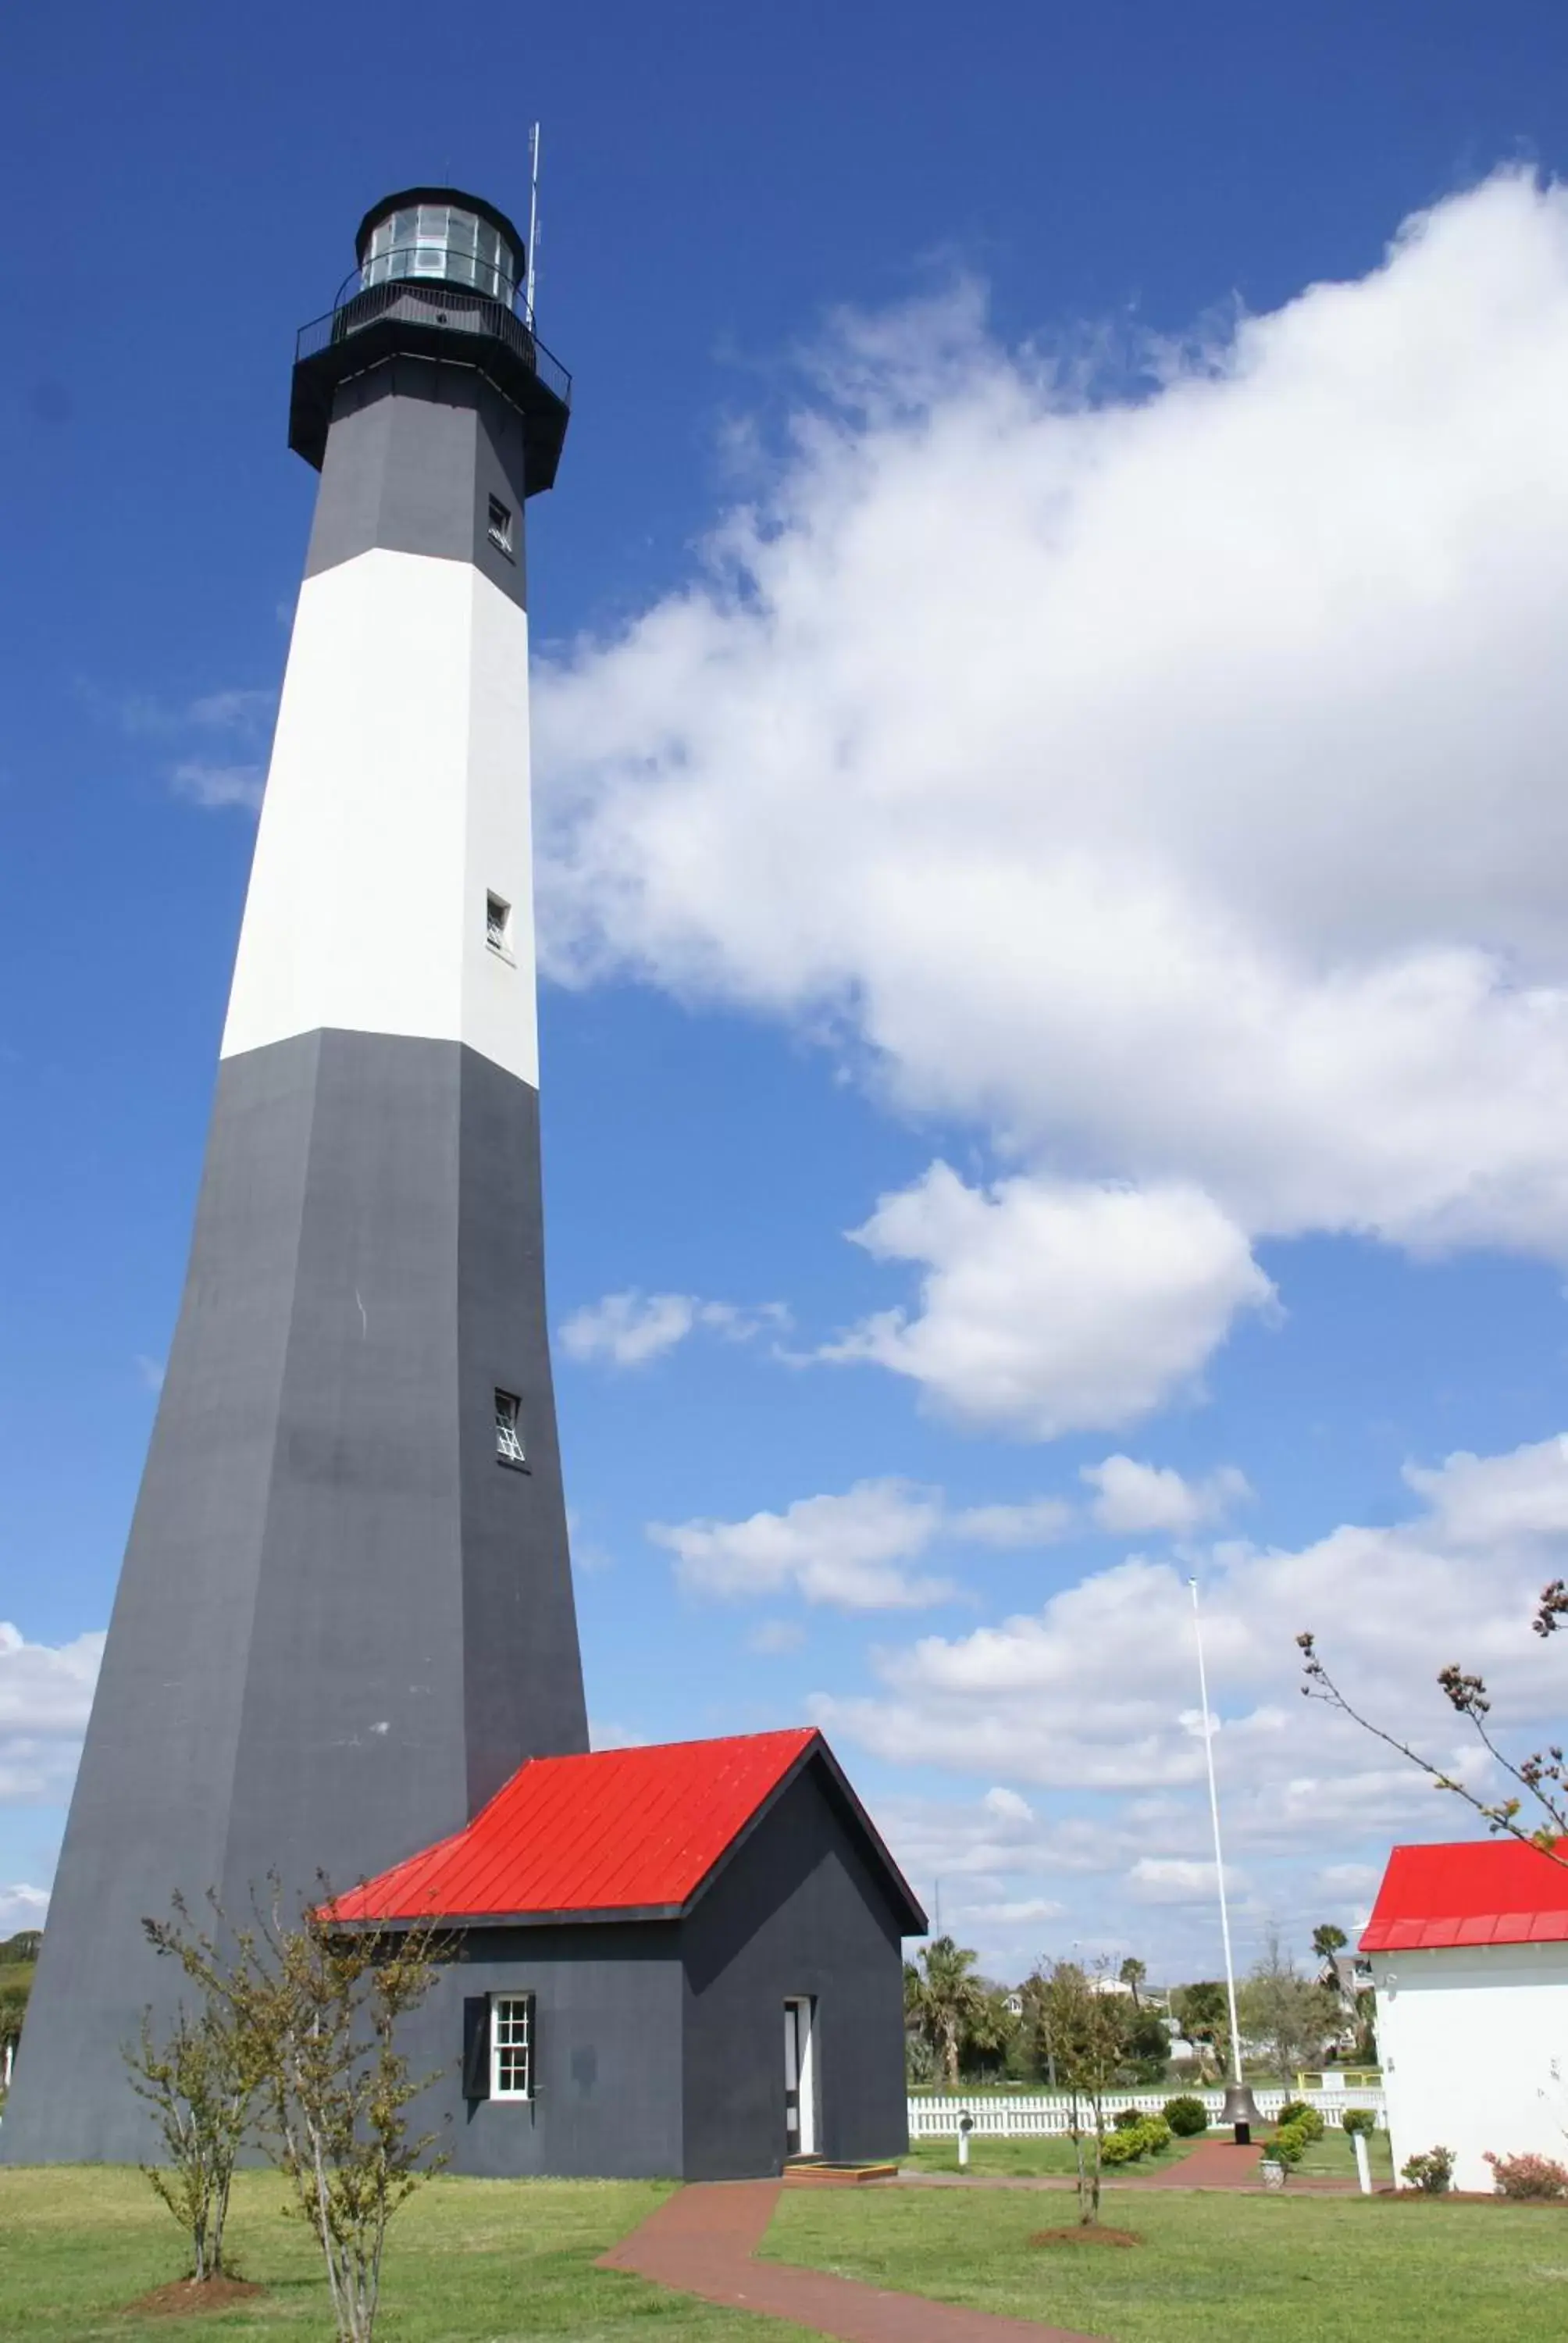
222, 544, 540, 1089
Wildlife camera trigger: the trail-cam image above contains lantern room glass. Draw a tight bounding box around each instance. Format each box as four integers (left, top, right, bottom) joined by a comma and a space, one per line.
361, 203, 515, 302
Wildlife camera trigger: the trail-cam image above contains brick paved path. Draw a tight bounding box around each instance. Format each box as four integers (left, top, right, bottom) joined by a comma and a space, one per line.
1126, 2138, 1262, 2188
600, 2179, 1106, 2343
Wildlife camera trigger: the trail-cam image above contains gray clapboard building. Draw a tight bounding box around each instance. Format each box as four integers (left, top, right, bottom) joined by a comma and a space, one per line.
4, 186, 920, 2172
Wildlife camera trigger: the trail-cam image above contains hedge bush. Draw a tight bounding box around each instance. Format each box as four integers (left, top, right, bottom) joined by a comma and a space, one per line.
1113, 2106, 1145, 2131
1270, 2120, 1311, 2167
1163, 2094, 1209, 2137
1401, 2145, 1456, 2194
1099, 2114, 1171, 2164
1276, 2099, 1311, 2129
1341, 2106, 1377, 2138
1484, 2149, 1568, 2200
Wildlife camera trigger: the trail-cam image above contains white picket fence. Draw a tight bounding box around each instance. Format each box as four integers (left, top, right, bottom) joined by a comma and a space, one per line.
907, 2086, 1387, 2137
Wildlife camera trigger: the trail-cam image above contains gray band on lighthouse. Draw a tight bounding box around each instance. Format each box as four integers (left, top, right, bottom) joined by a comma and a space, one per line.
304, 361, 530, 609
2, 1031, 586, 2164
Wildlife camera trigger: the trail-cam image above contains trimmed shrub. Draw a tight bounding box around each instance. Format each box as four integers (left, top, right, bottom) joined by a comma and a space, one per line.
1270, 2120, 1310, 2167
1341, 2107, 1377, 2139
1276, 2099, 1311, 2128
1099, 2115, 1171, 2165
1113, 2106, 1145, 2131
1484, 2149, 1568, 2201
1401, 2145, 1456, 2195
1163, 2094, 1209, 2138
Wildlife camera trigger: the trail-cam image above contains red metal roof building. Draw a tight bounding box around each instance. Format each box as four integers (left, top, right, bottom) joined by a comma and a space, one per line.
326, 1726, 925, 2183
1359, 1838, 1568, 1952
1361, 1837, 1568, 2193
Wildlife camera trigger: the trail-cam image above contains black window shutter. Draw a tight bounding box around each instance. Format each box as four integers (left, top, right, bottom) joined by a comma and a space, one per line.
462, 1995, 491, 2100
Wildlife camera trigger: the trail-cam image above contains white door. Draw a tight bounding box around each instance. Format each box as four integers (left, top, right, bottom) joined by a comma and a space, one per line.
784, 1997, 818, 2157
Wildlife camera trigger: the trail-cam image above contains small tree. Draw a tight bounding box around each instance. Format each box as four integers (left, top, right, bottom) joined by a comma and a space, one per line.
146, 1885, 449, 2343
1034, 1960, 1128, 2225
1311, 1923, 1348, 1994
962, 1982, 1020, 2077
1238, 1929, 1339, 2082
1124, 2006, 1171, 2083
903, 1937, 989, 2088
1118, 1956, 1146, 2007
1169, 1979, 1229, 2080
123, 1988, 256, 2281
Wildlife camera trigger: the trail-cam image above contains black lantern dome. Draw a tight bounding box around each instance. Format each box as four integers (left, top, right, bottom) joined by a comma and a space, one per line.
289, 184, 570, 492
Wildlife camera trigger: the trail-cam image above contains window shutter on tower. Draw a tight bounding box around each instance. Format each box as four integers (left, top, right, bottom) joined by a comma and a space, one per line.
462, 1995, 491, 2100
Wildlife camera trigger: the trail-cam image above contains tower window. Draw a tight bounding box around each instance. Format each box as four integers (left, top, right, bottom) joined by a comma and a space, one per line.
487, 496, 514, 555
490, 1993, 533, 2099
486, 893, 512, 954
495, 1390, 526, 1467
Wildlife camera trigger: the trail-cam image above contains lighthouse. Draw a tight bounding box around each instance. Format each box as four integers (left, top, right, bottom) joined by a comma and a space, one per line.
5, 190, 587, 2161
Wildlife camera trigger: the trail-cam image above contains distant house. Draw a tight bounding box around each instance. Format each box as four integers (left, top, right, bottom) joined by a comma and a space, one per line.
330, 1726, 925, 2180
1362, 1838, 1568, 2191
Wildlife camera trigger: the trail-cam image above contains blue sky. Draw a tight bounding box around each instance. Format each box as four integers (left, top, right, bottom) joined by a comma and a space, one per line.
9, 0, 1568, 1981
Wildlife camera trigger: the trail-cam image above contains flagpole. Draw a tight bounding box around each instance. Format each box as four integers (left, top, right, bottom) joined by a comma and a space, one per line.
1188, 1576, 1257, 2141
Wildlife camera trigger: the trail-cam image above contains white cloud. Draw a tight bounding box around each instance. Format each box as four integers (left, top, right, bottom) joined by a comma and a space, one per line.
109, 682, 276, 815
747, 1618, 807, 1654
1128, 1856, 1240, 1905
586, 1717, 647, 1750
654, 1478, 957, 1610
559, 1289, 789, 1369
561, 1290, 698, 1367
1405, 1434, 1568, 1546
186, 689, 276, 732
534, 172, 1568, 1430
0, 1624, 104, 1806
952, 1498, 1076, 1548
1082, 1455, 1252, 1535
958, 1895, 1064, 1924
1316, 1862, 1381, 1895
814, 1432, 1568, 1867
0, 1884, 48, 1935
823, 1166, 1274, 1437
654, 1478, 1080, 1609
170, 759, 264, 813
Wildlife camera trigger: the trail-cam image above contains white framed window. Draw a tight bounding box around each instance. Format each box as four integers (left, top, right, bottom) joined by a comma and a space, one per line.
490, 1994, 533, 2100
487, 494, 513, 555
486, 891, 512, 954
495, 1389, 526, 1467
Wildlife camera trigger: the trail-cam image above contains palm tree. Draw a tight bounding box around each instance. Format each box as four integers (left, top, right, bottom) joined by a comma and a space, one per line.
1118, 1956, 1146, 2008
903, 1936, 987, 2088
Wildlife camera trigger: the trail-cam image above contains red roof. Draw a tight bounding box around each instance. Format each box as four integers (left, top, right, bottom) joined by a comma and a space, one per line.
1360, 1838, 1568, 1952
328, 1726, 922, 1929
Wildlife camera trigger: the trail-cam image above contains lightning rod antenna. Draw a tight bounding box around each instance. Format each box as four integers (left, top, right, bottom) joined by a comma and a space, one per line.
526, 123, 541, 326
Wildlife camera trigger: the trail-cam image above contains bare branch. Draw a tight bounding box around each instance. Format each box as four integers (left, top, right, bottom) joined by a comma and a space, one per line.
1297, 1616, 1568, 1864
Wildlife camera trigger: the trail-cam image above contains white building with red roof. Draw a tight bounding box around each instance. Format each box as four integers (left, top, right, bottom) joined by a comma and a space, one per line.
1361, 1838, 1568, 2191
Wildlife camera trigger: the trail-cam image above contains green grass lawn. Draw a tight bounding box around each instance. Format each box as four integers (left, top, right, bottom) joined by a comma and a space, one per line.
5, 2157, 1556, 2343
1274, 2125, 1395, 2184
903, 2132, 1203, 2180
768, 2184, 1568, 2342
0, 2167, 818, 2343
